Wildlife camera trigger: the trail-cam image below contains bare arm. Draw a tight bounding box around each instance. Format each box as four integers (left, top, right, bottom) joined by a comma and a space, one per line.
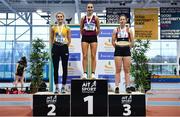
112, 29, 117, 48
80, 17, 84, 35
67, 28, 71, 47
50, 26, 54, 45
15, 63, 18, 74
95, 16, 100, 35
129, 28, 134, 47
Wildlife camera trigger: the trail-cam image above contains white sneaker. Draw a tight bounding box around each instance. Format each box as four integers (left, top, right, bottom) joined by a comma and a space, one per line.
91, 73, 96, 79
81, 73, 87, 79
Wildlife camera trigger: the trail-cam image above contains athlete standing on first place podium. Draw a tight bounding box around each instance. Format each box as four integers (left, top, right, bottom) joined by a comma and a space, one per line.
112, 14, 135, 93
50, 12, 71, 93
80, 3, 100, 79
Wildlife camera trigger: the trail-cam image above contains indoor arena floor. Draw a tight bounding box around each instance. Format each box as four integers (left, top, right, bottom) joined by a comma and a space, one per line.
0, 83, 180, 116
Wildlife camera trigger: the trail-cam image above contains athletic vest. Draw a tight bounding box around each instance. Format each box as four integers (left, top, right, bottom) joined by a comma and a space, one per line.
52, 24, 70, 44
16, 61, 25, 76
116, 27, 130, 42
82, 15, 97, 36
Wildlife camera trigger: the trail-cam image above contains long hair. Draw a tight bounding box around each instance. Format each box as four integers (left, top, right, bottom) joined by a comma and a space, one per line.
20, 56, 27, 67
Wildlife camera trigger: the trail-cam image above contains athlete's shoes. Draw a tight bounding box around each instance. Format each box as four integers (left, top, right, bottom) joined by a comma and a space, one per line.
126, 87, 132, 93
55, 88, 60, 94
61, 87, 66, 94
129, 86, 136, 92
81, 73, 87, 79
115, 87, 119, 93
91, 73, 96, 79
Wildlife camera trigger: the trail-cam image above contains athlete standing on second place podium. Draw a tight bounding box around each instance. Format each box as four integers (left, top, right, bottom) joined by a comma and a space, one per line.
50, 12, 71, 93
80, 3, 100, 79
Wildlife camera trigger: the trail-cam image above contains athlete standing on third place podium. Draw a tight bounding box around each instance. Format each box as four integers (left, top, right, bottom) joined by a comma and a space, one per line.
112, 14, 135, 93
80, 3, 100, 79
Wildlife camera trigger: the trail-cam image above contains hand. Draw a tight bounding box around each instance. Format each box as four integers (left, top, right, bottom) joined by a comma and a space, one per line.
112, 41, 115, 48
67, 42, 71, 47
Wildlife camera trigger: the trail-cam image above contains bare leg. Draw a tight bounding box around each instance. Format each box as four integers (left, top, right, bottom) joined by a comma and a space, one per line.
123, 56, 131, 87
20, 77, 24, 91
55, 84, 59, 89
14, 75, 19, 88
114, 57, 123, 87
90, 42, 97, 73
81, 42, 89, 73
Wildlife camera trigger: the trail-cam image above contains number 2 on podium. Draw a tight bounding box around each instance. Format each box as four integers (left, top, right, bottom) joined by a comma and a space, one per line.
47, 104, 56, 116
84, 96, 93, 115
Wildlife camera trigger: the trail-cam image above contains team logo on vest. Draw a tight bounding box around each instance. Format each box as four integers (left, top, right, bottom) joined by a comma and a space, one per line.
46, 95, 57, 104
121, 95, 132, 104
82, 81, 96, 93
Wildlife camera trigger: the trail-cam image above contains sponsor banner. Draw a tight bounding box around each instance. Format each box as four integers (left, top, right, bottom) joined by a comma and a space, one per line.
69, 36, 81, 52
96, 60, 115, 83
151, 78, 180, 82
160, 7, 180, 39
151, 75, 180, 78
68, 61, 82, 75
98, 75, 115, 83
96, 60, 115, 74
69, 53, 81, 61
134, 8, 158, 40
98, 52, 114, 60
71, 30, 80, 38
98, 37, 114, 52
58, 61, 82, 81
59, 76, 81, 84
106, 8, 130, 24
99, 29, 113, 37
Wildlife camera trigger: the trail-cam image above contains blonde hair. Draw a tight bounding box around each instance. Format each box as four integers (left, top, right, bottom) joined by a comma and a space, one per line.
55, 12, 65, 18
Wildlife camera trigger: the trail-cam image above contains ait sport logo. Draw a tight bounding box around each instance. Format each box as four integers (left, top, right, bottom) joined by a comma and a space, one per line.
104, 38, 113, 47
82, 81, 96, 93
121, 95, 132, 104
46, 95, 57, 104
68, 62, 75, 71
104, 61, 114, 73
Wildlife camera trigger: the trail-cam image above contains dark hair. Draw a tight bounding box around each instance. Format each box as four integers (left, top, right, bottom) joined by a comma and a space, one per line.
87, 2, 94, 7
119, 14, 128, 20
20, 56, 27, 67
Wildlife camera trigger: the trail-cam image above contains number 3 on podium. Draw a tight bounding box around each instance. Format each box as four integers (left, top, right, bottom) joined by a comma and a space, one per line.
123, 104, 131, 116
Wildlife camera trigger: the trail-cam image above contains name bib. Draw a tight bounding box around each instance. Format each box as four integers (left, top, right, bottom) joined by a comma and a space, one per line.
84, 23, 95, 31
117, 31, 128, 38
56, 32, 66, 43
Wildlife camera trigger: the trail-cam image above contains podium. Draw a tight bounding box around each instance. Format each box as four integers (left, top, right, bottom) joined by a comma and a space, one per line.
33, 92, 70, 116
71, 79, 108, 116
33, 80, 146, 116
109, 93, 146, 116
